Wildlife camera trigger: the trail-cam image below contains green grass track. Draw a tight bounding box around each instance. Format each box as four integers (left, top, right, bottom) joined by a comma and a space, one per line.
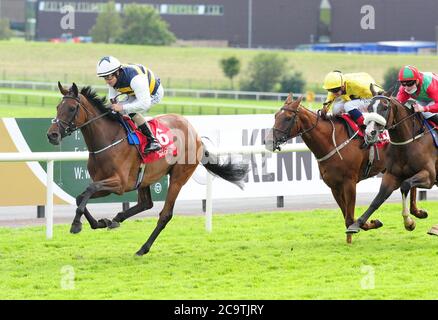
1, 202, 438, 299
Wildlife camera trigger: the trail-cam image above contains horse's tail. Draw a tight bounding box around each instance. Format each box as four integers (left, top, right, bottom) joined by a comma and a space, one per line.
201, 142, 250, 190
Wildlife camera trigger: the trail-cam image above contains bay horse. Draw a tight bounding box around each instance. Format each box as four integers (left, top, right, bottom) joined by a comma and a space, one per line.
347, 91, 435, 234
47, 82, 249, 256
266, 94, 426, 243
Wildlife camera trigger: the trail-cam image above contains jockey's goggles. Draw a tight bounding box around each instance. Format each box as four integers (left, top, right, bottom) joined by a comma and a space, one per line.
103, 73, 116, 80
400, 80, 416, 87
327, 87, 342, 93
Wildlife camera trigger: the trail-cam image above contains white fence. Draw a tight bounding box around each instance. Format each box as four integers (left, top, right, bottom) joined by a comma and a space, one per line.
0, 144, 308, 238
0, 79, 327, 102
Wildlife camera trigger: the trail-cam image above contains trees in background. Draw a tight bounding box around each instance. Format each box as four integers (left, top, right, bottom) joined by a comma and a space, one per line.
0, 19, 12, 40
383, 66, 400, 92
91, 3, 175, 46
118, 4, 176, 45
90, 1, 122, 43
240, 53, 306, 93
279, 71, 306, 94
220, 56, 241, 89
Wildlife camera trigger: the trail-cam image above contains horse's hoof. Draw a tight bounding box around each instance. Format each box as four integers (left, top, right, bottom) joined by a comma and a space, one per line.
346, 223, 361, 234
372, 219, 383, 229
427, 226, 438, 236
108, 220, 120, 229
135, 247, 149, 256
70, 223, 82, 234
97, 218, 111, 228
411, 209, 428, 219
404, 220, 416, 231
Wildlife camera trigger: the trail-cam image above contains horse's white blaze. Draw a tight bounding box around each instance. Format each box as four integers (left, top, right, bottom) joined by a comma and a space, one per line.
372, 100, 379, 113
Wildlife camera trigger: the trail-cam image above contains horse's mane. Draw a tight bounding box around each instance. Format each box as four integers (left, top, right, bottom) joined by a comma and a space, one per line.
80, 86, 119, 121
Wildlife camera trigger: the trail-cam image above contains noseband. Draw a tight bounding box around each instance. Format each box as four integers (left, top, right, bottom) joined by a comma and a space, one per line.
51, 96, 82, 135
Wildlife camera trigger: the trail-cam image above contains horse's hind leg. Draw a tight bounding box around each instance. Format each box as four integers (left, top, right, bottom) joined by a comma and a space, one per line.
136, 164, 197, 256
109, 186, 154, 229
409, 187, 428, 219
400, 171, 434, 230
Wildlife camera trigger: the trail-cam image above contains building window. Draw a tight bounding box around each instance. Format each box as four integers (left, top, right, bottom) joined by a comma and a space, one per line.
38, 2, 224, 16
160, 4, 223, 16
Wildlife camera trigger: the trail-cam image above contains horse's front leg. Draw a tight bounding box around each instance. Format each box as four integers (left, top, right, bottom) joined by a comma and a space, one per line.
409, 187, 428, 219
109, 186, 153, 229
346, 173, 401, 234
71, 178, 123, 233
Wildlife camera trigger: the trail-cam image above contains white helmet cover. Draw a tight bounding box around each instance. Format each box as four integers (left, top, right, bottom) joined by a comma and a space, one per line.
96, 56, 121, 77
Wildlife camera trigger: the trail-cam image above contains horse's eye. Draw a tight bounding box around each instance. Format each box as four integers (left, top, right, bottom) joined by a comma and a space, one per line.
69, 106, 76, 113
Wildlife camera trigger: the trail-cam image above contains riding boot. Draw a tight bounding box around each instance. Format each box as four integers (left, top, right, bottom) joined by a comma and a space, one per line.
138, 123, 161, 153
348, 109, 365, 129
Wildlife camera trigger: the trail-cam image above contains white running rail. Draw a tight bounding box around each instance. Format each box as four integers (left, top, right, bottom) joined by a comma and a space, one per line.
0, 144, 309, 238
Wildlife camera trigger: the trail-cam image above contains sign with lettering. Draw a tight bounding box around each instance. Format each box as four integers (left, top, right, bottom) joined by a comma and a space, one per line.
13, 118, 168, 203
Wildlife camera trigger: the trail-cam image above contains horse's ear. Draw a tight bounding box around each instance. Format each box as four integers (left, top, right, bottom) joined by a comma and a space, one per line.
58, 81, 68, 96
296, 96, 303, 104
71, 82, 79, 97
370, 84, 378, 96
285, 93, 293, 104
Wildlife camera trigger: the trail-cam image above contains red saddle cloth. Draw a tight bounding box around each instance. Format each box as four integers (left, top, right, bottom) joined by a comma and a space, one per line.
123, 116, 177, 163
340, 114, 389, 148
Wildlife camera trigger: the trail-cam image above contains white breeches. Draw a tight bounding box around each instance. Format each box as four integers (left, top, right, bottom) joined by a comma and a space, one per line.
332, 98, 370, 115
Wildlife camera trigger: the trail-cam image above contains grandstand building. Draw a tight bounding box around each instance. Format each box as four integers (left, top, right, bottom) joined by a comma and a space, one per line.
21, 0, 438, 49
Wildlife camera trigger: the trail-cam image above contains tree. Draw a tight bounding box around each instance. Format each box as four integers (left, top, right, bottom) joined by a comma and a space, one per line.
220, 56, 240, 89
240, 53, 287, 92
279, 71, 306, 94
118, 4, 176, 45
0, 19, 12, 40
383, 66, 400, 92
89, 1, 122, 43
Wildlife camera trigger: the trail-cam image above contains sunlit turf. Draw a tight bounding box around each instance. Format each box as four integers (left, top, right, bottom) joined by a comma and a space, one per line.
1, 39, 437, 91
1, 202, 438, 299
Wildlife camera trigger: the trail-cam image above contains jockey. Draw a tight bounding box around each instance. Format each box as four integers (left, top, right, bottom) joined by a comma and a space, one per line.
397, 65, 438, 125
96, 56, 162, 153
322, 70, 383, 127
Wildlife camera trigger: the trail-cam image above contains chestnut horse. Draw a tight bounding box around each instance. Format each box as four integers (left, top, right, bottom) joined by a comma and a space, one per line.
266, 94, 426, 243
47, 82, 249, 256
347, 92, 434, 234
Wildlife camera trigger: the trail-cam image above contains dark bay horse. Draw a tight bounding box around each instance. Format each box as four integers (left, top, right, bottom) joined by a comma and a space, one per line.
266, 94, 426, 243
347, 92, 435, 234
47, 82, 249, 256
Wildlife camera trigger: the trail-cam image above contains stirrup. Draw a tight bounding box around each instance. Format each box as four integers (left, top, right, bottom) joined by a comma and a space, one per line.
144, 141, 161, 153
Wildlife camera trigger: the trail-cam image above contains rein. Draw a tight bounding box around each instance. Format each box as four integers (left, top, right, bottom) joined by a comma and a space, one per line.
379, 97, 431, 145
273, 105, 320, 140
52, 95, 111, 135
52, 95, 125, 154
273, 104, 358, 162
